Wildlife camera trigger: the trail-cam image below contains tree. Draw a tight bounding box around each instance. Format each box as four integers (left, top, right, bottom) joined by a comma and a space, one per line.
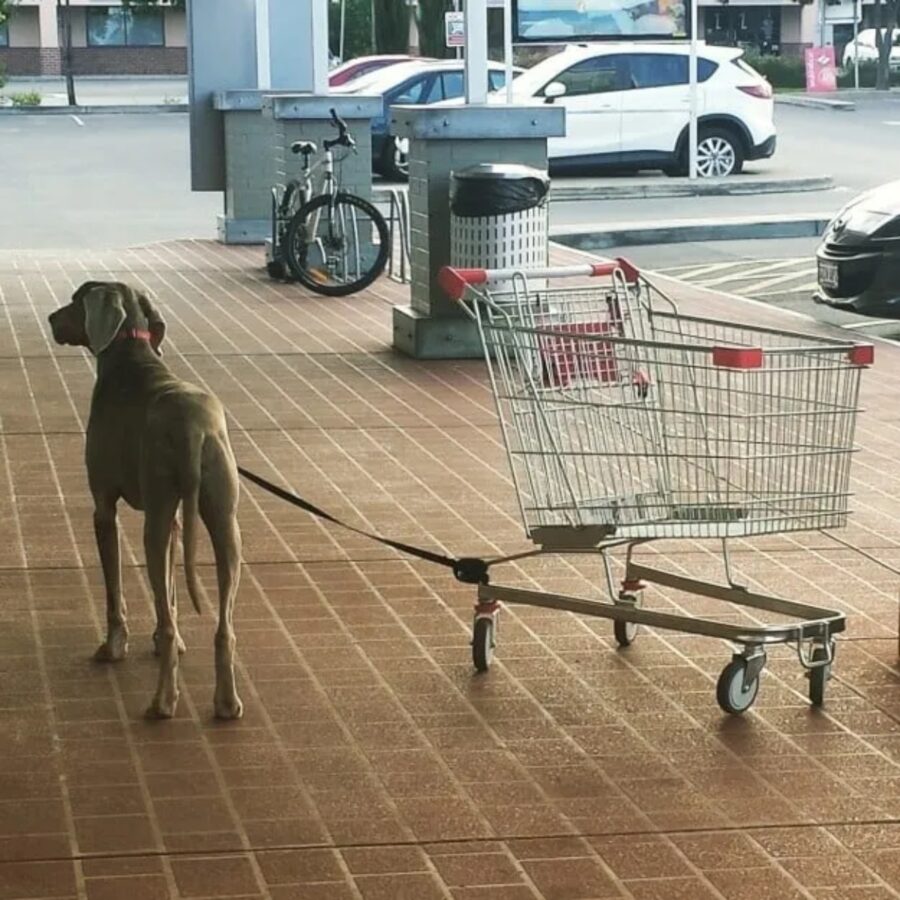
374, 0, 407, 53
871, 0, 899, 90
416, 0, 453, 58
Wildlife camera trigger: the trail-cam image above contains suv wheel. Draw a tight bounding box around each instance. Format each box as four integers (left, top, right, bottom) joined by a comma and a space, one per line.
697, 127, 744, 177
666, 127, 745, 178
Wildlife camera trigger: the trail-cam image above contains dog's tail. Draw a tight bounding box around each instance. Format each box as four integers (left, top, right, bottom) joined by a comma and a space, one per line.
182, 439, 204, 616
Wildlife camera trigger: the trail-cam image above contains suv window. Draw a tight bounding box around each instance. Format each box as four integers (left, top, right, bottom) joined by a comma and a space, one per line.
441, 71, 465, 99
545, 55, 625, 97
393, 76, 431, 105
488, 69, 507, 91
625, 54, 717, 89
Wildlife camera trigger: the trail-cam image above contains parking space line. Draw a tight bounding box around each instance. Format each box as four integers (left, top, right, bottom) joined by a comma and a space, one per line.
842, 319, 897, 329
749, 267, 818, 293
696, 258, 809, 287
664, 261, 753, 280
70, 115, 85, 127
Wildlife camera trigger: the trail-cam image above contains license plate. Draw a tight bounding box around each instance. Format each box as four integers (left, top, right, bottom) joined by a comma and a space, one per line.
818, 260, 840, 289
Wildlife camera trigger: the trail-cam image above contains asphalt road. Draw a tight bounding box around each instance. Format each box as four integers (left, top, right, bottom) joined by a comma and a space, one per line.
1, 92, 897, 254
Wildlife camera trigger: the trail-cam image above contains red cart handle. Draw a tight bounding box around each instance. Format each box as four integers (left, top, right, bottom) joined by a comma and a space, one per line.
438, 258, 640, 300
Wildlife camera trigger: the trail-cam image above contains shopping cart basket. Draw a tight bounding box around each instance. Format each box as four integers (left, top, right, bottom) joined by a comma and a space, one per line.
438, 259, 874, 714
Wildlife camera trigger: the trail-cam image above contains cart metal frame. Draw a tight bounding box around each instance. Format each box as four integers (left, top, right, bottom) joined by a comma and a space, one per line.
439, 260, 873, 713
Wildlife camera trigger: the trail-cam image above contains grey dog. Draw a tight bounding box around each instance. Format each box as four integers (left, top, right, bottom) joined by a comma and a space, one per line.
48, 281, 242, 720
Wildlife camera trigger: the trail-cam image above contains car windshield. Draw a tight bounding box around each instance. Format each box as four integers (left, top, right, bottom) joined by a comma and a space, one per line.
502, 49, 577, 96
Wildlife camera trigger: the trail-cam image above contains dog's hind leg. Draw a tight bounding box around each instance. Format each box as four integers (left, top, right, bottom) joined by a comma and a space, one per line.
199, 442, 243, 720
92, 494, 128, 662
144, 495, 182, 719
153, 514, 187, 657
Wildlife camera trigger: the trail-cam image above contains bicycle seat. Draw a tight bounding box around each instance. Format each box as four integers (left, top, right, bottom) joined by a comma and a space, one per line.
291, 141, 317, 156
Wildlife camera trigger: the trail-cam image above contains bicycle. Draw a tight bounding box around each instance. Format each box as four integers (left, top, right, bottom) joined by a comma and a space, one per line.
267, 109, 390, 297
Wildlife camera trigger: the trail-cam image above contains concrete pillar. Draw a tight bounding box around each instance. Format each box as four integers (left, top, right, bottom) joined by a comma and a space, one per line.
38, 1, 59, 48
268, 0, 328, 92
390, 104, 565, 359
214, 92, 381, 244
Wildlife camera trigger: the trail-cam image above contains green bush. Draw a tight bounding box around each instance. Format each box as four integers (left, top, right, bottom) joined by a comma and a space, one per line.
836, 60, 900, 87
742, 53, 806, 89
10, 91, 42, 107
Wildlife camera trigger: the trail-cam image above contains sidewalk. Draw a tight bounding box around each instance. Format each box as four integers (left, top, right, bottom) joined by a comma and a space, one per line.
2, 76, 187, 106
0, 241, 898, 899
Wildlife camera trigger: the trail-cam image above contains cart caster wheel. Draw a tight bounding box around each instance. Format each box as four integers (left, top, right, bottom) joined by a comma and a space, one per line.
267, 260, 287, 280
808, 644, 833, 707
716, 657, 761, 715
614, 593, 640, 647
472, 617, 495, 673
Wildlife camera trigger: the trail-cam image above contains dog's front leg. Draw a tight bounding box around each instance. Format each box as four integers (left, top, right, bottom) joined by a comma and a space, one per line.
145, 502, 181, 719
93, 497, 128, 662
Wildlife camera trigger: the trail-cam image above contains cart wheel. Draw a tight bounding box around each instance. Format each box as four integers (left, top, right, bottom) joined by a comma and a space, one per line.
472, 617, 495, 673
614, 593, 640, 647
808, 644, 833, 708
716, 657, 761, 715
267, 260, 287, 280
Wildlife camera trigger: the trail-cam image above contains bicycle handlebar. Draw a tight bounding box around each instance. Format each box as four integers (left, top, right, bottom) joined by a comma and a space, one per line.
325, 107, 356, 152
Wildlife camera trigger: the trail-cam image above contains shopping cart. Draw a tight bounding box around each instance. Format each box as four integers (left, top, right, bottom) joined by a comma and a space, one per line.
438, 259, 874, 714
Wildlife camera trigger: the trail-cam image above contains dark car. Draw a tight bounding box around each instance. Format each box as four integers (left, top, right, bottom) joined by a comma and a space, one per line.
815, 180, 900, 316
333, 60, 519, 180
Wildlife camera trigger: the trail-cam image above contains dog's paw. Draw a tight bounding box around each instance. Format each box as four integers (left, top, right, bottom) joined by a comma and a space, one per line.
144, 694, 178, 720
214, 693, 244, 721
94, 634, 128, 663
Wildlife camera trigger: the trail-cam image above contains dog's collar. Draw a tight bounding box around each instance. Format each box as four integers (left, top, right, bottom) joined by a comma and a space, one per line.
114, 328, 152, 343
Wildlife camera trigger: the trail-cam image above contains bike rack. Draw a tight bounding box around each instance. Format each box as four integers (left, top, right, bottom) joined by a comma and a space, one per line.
380, 188, 411, 285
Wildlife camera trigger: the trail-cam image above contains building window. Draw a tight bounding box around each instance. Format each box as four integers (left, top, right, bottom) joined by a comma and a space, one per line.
86, 7, 164, 47
0, 19, 8, 47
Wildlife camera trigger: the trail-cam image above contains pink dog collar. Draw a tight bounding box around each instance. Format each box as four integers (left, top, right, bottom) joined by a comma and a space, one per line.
115, 329, 152, 343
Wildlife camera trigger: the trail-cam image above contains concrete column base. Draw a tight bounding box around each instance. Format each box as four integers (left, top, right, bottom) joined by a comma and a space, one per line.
213, 91, 381, 247
217, 215, 269, 245
392, 305, 483, 360
389, 103, 565, 359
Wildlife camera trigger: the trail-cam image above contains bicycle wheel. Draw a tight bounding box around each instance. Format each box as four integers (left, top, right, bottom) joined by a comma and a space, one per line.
284, 192, 390, 297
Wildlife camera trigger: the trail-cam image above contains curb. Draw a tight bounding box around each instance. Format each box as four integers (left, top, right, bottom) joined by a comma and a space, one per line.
775, 95, 855, 111
551, 214, 831, 250
374, 175, 834, 206
0, 103, 188, 115
548, 175, 833, 201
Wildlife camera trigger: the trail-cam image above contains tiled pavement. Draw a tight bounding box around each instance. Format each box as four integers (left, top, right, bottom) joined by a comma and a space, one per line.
1, 240, 899, 900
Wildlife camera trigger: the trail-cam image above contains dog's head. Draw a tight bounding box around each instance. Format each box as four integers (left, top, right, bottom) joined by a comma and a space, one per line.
48, 281, 166, 357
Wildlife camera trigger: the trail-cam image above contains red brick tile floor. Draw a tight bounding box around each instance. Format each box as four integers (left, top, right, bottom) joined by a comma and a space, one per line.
0, 239, 898, 899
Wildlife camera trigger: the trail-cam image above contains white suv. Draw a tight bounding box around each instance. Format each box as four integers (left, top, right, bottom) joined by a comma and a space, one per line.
505, 43, 776, 177
842, 29, 900, 70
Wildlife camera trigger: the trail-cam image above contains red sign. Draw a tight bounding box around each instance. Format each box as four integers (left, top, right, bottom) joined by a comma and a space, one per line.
805, 46, 837, 93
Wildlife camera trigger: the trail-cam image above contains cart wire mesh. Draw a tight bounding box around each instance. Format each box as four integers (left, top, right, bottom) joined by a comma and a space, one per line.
449, 263, 873, 543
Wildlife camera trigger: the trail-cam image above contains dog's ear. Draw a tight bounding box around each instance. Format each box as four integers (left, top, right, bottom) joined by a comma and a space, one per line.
82, 285, 127, 356
136, 290, 166, 356
72, 281, 107, 305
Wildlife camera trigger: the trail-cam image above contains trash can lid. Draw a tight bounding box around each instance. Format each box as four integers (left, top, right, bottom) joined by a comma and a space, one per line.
452, 163, 550, 185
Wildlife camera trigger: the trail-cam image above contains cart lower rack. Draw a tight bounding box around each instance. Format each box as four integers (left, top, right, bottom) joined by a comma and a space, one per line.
439, 259, 873, 714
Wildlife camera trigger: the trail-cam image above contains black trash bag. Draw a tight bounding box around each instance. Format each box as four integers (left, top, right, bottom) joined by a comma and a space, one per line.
450, 163, 550, 218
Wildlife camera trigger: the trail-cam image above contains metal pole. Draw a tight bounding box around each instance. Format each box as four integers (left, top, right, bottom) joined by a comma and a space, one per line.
339, 0, 346, 61
454, 0, 461, 59
464, 0, 488, 103
256, 0, 271, 89
854, 0, 860, 89
688, 0, 698, 179
312, 0, 330, 92
504, 0, 513, 103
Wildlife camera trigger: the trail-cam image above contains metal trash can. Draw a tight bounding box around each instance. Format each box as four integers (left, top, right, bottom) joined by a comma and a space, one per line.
450, 163, 550, 290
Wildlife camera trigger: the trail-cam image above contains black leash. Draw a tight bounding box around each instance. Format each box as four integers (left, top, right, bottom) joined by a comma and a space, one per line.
237, 466, 490, 585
